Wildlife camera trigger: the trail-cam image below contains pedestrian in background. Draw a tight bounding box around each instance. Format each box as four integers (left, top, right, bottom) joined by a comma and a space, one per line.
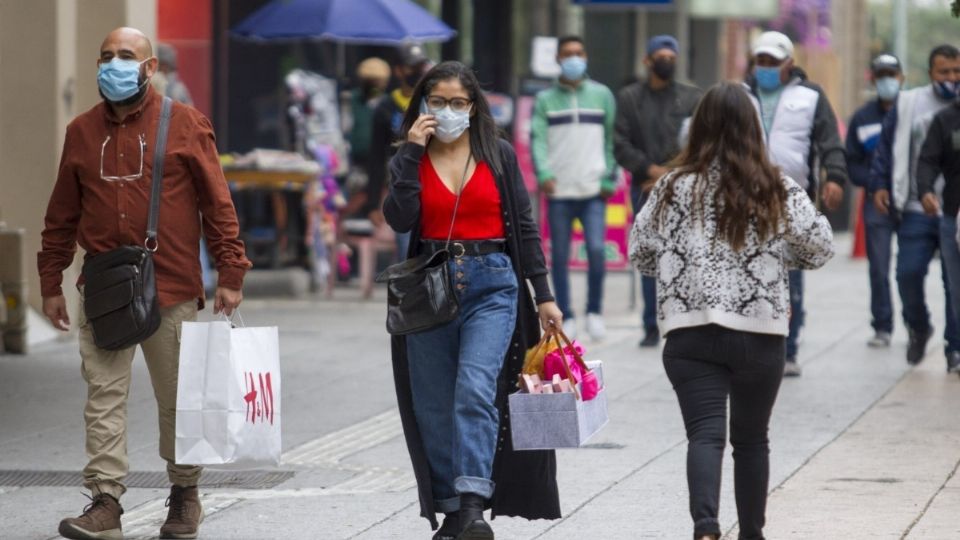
916, 74, 960, 375
151, 42, 216, 295
845, 54, 904, 348
614, 34, 702, 348
347, 57, 390, 189
630, 82, 834, 540
365, 44, 431, 260
153, 42, 193, 106
531, 35, 617, 342
39, 27, 250, 540
746, 31, 848, 377
870, 44, 960, 368
384, 61, 563, 540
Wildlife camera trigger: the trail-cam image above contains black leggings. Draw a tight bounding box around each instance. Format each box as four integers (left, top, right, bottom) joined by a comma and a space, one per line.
663, 324, 785, 540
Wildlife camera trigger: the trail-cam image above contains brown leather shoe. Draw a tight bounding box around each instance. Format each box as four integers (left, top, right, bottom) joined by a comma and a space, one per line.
159, 485, 204, 539
58, 493, 123, 540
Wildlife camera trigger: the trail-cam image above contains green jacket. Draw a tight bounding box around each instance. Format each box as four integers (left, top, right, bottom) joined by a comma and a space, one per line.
531, 79, 617, 199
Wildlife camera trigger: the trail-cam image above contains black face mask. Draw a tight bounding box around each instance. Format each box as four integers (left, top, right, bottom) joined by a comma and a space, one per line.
651, 58, 676, 81
403, 71, 421, 89
360, 80, 382, 101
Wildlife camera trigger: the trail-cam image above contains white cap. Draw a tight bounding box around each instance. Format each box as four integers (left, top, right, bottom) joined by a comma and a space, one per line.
753, 31, 794, 61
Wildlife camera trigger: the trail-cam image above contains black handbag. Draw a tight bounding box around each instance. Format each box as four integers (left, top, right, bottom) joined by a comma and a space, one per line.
81, 97, 173, 350
375, 155, 472, 336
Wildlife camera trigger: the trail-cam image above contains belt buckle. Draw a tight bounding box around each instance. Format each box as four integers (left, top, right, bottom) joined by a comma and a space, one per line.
451, 242, 466, 258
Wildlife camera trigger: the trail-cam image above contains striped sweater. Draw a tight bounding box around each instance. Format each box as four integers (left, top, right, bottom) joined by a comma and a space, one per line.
531, 79, 617, 199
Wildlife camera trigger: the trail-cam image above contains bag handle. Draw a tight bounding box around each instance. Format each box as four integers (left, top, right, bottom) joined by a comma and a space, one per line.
554, 327, 592, 373
442, 154, 473, 251
145, 96, 174, 253
551, 331, 581, 400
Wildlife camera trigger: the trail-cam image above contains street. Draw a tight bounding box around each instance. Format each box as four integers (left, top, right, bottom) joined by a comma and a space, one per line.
2, 233, 959, 539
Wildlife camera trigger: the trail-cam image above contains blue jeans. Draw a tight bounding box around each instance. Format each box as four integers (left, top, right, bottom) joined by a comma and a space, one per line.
406, 252, 518, 512
863, 200, 896, 333
547, 196, 607, 318
940, 216, 960, 340
896, 212, 960, 353
632, 186, 658, 332
395, 231, 411, 261
785, 270, 805, 359
199, 237, 214, 293
642, 275, 658, 332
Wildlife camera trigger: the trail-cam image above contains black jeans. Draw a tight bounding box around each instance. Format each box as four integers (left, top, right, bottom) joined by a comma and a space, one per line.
663, 324, 785, 540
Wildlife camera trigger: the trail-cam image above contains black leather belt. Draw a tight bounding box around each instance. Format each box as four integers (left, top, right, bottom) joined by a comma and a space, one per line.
420, 239, 507, 257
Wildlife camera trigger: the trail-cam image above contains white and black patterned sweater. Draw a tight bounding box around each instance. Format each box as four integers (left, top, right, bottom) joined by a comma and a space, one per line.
629, 170, 835, 337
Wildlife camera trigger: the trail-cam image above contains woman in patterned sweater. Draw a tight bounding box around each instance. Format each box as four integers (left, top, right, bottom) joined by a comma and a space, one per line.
629, 82, 834, 540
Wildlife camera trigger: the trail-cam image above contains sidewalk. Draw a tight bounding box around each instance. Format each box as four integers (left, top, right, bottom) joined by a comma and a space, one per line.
1, 233, 959, 539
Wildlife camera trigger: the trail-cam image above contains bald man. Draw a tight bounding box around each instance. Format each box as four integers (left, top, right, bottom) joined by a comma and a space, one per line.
39, 28, 251, 540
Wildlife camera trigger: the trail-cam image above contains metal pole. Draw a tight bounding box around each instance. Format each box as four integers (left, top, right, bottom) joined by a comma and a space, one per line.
675, 0, 689, 82
893, 0, 907, 76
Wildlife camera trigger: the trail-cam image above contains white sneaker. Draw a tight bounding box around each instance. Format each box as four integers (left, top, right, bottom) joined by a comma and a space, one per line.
562, 318, 578, 340
586, 313, 606, 341
867, 331, 891, 348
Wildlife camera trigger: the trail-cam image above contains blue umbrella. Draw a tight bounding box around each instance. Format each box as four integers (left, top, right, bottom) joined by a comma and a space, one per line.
232, 0, 456, 44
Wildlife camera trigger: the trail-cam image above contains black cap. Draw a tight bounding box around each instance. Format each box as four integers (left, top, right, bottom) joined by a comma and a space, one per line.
397, 44, 429, 68
871, 54, 901, 74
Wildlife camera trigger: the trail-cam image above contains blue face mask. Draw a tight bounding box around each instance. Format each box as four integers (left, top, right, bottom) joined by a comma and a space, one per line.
755, 66, 782, 91
421, 99, 470, 143
559, 56, 587, 81
875, 77, 901, 101
934, 80, 960, 101
97, 58, 147, 102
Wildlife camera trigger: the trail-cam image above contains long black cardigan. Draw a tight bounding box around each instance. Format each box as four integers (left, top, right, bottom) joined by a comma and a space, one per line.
383, 140, 562, 529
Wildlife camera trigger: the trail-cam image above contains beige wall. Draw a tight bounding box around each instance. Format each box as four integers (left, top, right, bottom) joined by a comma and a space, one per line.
0, 0, 156, 327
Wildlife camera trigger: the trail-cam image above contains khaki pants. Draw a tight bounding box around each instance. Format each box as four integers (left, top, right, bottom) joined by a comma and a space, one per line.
78, 290, 201, 500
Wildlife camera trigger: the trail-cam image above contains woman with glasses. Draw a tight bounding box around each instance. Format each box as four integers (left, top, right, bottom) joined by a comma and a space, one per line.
629, 82, 834, 540
383, 61, 563, 540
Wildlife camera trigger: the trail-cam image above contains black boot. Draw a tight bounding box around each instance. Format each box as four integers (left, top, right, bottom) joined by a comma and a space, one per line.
455, 493, 493, 540
432, 513, 459, 540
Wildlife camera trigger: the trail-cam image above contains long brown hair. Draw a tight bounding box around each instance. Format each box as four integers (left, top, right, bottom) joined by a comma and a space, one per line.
654, 82, 787, 251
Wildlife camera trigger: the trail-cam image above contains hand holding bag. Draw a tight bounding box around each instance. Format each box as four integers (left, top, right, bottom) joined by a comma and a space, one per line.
81, 97, 173, 350
375, 155, 472, 336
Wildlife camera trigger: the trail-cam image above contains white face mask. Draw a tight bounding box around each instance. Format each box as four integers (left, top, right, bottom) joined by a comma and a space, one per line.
422, 99, 470, 143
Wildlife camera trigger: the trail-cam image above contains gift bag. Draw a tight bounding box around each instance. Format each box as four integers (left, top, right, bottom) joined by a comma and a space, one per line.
543, 330, 600, 401
508, 360, 608, 450
175, 319, 281, 468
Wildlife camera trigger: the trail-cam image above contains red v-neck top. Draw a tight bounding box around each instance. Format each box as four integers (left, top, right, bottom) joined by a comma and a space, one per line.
419, 154, 505, 240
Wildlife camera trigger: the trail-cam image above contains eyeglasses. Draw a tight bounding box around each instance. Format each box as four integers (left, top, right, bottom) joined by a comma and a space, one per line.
425, 96, 473, 113
100, 134, 145, 182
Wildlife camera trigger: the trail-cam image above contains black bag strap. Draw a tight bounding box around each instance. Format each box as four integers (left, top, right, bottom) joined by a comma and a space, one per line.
145, 96, 173, 252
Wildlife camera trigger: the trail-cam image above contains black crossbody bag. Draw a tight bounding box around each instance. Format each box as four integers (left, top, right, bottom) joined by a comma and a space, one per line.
81, 97, 173, 350
375, 155, 472, 336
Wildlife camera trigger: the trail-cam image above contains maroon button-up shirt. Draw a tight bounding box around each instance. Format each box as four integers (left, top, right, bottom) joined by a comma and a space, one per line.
39, 87, 251, 308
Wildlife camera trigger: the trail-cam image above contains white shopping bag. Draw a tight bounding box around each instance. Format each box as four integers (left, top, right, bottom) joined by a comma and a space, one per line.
175, 320, 281, 468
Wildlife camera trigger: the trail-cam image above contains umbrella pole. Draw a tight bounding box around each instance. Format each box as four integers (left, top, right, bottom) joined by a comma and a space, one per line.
337, 41, 346, 81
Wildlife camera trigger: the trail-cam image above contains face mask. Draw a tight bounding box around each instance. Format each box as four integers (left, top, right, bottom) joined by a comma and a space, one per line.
98, 58, 149, 102
875, 77, 901, 101
754, 66, 783, 91
403, 70, 421, 89
559, 57, 587, 81
651, 58, 676, 81
423, 99, 470, 143
934, 80, 960, 100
